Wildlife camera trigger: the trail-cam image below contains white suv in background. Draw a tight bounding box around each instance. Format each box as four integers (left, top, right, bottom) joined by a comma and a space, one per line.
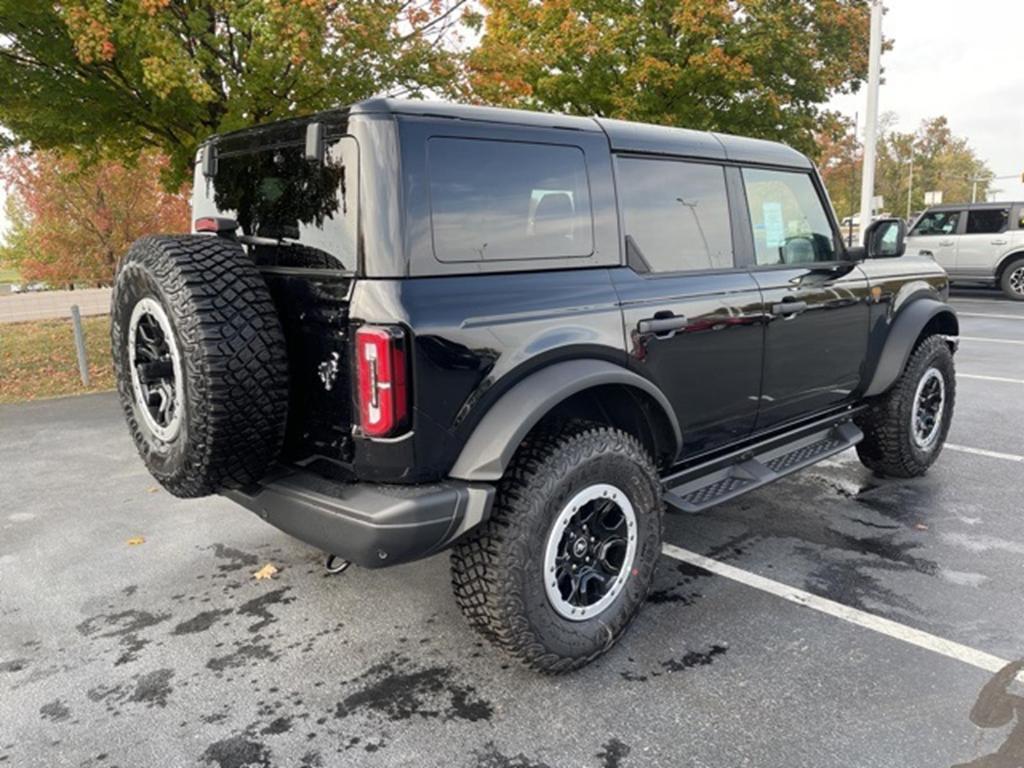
906, 202, 1024, 300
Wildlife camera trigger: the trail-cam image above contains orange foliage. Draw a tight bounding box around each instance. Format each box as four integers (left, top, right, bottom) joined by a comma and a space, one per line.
1, 152, 190, 286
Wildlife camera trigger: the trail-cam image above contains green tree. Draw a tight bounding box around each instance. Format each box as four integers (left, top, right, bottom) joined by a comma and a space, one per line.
0, 0, 466, 186
818, 114, 993, 221
464, 0, 872, 156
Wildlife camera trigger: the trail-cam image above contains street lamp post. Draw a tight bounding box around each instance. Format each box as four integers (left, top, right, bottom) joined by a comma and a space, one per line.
858, 0, 883, 240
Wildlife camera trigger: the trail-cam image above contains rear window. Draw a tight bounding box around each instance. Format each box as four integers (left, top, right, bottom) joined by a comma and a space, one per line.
966, 208, 1009, 234
617, 157, 733, 272
193, 135, 358, 271
426, 137, 593, 262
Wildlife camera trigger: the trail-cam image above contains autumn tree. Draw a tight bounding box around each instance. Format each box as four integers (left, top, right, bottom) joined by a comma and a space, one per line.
0, 0, 467, 186
0, 152, 189, 286
818, 114, 993, 221
464, 0, 872, 156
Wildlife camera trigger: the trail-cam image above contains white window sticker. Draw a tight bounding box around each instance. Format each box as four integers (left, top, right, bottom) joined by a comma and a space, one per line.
763, 202, 785, 248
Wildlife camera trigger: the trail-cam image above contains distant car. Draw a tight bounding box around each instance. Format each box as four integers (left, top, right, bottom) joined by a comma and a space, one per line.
11, 282, 48, 293
906, 202, 1024, 300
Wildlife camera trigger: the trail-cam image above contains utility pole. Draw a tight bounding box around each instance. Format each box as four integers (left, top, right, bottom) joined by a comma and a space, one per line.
906, 150, 914, 220
858, 0, 883, 241
848, 111, 858, 246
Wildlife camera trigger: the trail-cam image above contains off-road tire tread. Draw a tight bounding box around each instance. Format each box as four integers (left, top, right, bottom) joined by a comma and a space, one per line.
111, 235, 288, 497
855, 335, 955, 478
450, 422, 662, 674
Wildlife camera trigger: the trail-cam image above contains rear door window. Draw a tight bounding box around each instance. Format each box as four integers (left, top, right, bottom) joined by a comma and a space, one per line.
741, 168, 837, 265
965, 208, 1010, 234
910, 210, 962, 236
616, 157, 733, 272
427, 137, 593, 262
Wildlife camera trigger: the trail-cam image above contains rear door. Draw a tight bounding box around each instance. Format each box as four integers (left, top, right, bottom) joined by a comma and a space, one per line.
611, 156, 765, 457
907, 209, 964, 271
957, 206, 1012, 277
739, 166, 870, 429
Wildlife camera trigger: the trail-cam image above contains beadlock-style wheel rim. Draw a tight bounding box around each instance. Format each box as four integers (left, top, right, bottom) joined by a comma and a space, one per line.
128, 298, 184, 442
911, 367, 945, 450
1009, 266, 1024, 296
543, 483, 638, 621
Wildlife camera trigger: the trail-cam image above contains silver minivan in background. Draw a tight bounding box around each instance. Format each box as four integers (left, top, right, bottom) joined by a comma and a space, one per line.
906, 202, 1024, 300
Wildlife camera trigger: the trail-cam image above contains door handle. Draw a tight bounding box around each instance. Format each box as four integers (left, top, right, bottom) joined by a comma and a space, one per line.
771, 300, 808, 316
938, 239, 955, 246
637, 315, 689, 337
991, 239, 1009, 245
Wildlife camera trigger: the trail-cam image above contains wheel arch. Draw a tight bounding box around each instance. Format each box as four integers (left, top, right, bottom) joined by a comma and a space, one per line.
996, 250, 1024, 280
448, 360, 682, 482
863, 298, 959, 398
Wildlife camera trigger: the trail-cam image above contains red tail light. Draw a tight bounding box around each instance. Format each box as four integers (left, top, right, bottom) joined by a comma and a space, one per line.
194, 216, 237, 234
355, 326, 409, 437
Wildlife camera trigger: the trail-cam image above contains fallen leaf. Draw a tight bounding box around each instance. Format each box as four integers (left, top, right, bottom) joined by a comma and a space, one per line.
146, 486, 159, 494
126, 536, 145, 546
914, 523, 929, 531
253, 563, 279, 580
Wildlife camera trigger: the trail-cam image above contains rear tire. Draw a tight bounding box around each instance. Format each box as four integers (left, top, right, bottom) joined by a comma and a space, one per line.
111, 235, 289, 497
450, 422, 663, 673
855, 335, 955, 478
999, 256, 1024, 301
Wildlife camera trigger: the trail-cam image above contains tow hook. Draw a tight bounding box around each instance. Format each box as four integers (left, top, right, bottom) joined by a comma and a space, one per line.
324, 554, 351, 574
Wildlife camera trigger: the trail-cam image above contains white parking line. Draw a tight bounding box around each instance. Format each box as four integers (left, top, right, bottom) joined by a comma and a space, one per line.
951, 298, 1019, 306
661, 543, 1013, 675
945, 444, 1024, 463
959, 373, 1024, 385
959, 336, 1024, 346
958, 312, 1024, 321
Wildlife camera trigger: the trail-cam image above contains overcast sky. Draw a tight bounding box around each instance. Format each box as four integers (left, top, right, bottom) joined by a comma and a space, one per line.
1, 2, 1021, 242
829, 0, 1024, 204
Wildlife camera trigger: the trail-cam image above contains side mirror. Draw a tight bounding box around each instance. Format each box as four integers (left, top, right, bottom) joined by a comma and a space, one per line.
305, 122, 324, 164
864, 217, 906, 259
201, 144, 218, 179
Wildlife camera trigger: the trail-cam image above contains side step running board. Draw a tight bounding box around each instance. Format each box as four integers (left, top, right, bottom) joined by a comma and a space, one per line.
663, 421, 863, 514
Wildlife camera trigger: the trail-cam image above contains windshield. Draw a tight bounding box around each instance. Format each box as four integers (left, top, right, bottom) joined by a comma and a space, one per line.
193, 135, 358, 272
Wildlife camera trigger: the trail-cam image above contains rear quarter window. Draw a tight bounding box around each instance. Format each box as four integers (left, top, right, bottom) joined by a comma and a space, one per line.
426, 137, 594, 262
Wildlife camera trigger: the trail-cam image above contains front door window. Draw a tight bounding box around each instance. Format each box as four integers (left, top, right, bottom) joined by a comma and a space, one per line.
742, 169, 837, 265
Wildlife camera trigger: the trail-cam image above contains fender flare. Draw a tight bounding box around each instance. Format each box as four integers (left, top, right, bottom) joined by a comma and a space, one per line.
996, 250, 1024, 280
448, 359, 682, 482
863, 298, 959, 397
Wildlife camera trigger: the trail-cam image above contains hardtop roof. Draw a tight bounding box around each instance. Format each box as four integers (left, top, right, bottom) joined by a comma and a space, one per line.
209, 98, 812, 169
923, 201, 1024, 210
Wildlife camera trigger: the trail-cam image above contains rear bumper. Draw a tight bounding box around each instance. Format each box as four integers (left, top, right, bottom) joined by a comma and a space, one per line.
224, 470, 494, 568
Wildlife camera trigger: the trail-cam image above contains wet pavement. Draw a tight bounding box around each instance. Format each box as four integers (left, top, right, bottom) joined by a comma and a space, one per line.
2, 286, 1023, 767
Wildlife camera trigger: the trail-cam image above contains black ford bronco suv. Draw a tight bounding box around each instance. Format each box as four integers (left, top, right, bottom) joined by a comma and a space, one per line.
112, 99, 959, 672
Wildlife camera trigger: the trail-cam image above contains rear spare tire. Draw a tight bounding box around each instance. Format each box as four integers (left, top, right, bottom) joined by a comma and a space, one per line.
111, 235, 288, 497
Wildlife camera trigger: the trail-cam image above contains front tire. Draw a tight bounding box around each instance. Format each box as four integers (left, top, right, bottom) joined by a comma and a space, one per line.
855, 335, 956, 478
999, 256, 1024, 301
450, 423, 663, 673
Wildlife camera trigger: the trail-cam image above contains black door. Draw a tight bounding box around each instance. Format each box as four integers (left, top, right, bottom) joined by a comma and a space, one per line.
612, 156, 765, 458
739, 166, 870, 428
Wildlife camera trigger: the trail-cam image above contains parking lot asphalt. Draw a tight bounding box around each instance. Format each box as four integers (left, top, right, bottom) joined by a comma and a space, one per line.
2, 286, 1023, 768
